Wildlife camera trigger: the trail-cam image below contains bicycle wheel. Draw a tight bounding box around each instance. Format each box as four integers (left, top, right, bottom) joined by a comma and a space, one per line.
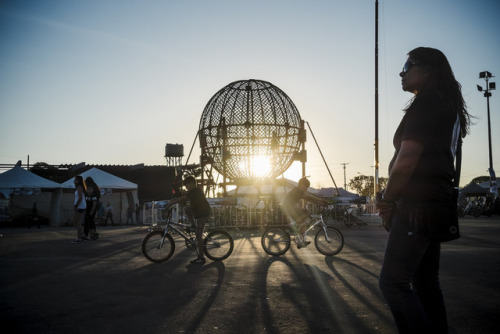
142, 231, 175, 263
261, 227, 291, 256
315, 226, 344, 256
203, 230, 234, 261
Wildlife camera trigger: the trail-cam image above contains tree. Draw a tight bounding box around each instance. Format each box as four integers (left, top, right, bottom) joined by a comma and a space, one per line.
348, 174, 388, 197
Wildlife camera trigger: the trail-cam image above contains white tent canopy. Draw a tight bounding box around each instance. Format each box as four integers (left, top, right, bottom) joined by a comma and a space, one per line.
61, 167, 137, 190
0, 166, 62, 226
0, 165, 61, 190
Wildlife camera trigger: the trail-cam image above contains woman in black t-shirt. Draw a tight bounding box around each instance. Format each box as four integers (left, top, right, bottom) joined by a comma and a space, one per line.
84, 176, 100, 240
376, 47, 471, 333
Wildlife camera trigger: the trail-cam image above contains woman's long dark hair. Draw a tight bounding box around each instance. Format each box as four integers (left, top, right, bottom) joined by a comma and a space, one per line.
74, 175, 86, 191
85, 176, 100, 194
406, 47, 472, 137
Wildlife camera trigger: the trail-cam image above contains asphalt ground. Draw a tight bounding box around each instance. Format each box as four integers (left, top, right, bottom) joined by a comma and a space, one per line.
1, 216, 499, 334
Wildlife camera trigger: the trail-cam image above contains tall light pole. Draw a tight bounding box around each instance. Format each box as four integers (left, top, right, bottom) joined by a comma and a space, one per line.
341, 162, 349, 191
374, 0, 380, 197
477, 71, 497, 197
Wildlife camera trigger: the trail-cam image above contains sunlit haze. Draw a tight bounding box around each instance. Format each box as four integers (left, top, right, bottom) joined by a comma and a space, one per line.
243, 155, 272, 179
1, 0, 499, 190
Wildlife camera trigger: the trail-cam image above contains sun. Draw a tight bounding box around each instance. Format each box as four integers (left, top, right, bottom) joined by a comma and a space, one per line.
238, 155, 272, 178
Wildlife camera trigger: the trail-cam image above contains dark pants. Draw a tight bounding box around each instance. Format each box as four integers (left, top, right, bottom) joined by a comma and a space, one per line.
195, 216, 207, 259
84, 212, 97, 237
379, 205, 448, 333
105, 212, 114, 225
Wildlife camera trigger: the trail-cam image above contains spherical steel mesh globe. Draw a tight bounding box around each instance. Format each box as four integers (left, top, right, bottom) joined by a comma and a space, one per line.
199, 79, 303, 180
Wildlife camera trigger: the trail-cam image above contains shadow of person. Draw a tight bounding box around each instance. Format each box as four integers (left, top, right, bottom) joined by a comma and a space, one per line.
258, 255, 343, 333
323, 255, 393, 329
183, 261, 226, 333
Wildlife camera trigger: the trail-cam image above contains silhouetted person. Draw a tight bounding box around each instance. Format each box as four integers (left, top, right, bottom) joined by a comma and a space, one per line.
167, 176, 210, 264
28, 202, 40, 229
126, 206, 133, 225
135, 204, 141, 225
105, 203, 114, 226
282, 177, 311, 248
72, 176, 87, 243
84, 176, 100, 240
376, 47, 472, 333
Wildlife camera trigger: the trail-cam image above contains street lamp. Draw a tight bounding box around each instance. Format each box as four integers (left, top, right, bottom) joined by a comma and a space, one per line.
477, 71, 497, 197
341, 162, 349, 191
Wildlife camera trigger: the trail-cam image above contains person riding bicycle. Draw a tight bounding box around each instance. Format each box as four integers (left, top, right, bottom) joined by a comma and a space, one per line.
282, 177, 314, 248
167, 176, 210, 264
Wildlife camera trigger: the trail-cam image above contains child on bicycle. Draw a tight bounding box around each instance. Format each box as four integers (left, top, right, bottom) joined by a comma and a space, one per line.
167, 176, 210, 264
282, 177, 313, 248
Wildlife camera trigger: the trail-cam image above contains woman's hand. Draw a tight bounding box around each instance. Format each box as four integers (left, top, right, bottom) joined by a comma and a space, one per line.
377, 202, 396, 221
375, 190, 396, 221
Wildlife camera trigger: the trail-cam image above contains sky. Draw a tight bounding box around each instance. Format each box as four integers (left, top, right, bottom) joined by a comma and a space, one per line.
1, 0, 499, 192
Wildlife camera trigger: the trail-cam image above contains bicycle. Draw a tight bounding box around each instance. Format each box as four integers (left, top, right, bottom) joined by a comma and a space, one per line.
142, 209, 234, 263
261, 210, 344, 256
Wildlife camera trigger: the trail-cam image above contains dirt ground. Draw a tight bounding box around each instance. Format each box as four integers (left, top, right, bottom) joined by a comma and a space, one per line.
1, 216, 499, 333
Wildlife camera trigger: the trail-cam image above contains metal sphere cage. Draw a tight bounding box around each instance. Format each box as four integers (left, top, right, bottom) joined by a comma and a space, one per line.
199, 79, 303, 181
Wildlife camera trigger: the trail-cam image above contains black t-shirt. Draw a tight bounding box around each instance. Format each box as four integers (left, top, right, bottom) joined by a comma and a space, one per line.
85, 188, 101, 213
186, 186, 210, 218
282, 187, 305, 220
389, 90, 459, 202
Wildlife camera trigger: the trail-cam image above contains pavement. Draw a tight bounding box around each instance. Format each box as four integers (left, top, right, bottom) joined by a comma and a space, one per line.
0, 216, 499, 334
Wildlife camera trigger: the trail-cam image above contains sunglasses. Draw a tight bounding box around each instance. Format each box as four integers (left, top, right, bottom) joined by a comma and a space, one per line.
402, 60, 420, 73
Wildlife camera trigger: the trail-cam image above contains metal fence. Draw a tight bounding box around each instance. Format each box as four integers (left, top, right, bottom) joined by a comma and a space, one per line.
141, 201, 380, 229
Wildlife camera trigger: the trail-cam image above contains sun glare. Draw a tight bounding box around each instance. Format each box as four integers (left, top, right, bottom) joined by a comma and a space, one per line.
283, 162, 303, 182
238, 155, 272, 178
